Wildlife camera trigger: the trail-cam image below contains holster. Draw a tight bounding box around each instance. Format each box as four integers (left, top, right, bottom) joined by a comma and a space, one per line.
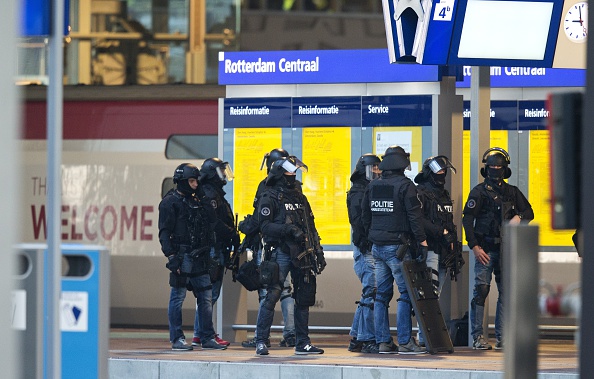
209, 258, 224, 283
259, 260, 280, 287
169, 272, 188, 288
293, 271, 316, 306
396, 234, 411, 260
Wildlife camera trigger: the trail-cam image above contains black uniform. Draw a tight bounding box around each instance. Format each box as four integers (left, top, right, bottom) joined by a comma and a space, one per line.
462, 178, 534, 345
416, 181, 456, 269
158, 189, 216, 346
347, 178, 372, 253
201, 181, 239, 278
255, 176, 325, 350
462, 180, 534, 251
361, 172, 427, 246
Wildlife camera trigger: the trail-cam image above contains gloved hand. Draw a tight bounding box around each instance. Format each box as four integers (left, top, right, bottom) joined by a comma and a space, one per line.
443, 230, 456, 245
285, 225, 305, 242
166, 254, 182, 273
316, 250, 327, 273
417, 245, 428, 263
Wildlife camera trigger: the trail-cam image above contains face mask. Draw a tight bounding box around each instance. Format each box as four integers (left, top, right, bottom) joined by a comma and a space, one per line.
430, 172, 446, 185
487, 167, 505, 180
285, 175, 296, 186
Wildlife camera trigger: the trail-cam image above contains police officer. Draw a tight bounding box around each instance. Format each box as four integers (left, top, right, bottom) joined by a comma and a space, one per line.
254, 156, 326, 356
414, 155, 458, 348
240, 148, 296, 349
346, 153, 381, 353
462, 147, 534, 350
361, 145, 428, 355
158, 163, 226, 351
191, 157, 238, 347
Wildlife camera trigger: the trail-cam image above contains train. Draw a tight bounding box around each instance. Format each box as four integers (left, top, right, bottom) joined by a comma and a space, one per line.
19, 84, 580, 341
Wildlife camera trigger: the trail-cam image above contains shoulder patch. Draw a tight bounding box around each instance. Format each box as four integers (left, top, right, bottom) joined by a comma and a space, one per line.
261, 207, 271, 217
466, 199, 476, 209
210, 199, 218, 209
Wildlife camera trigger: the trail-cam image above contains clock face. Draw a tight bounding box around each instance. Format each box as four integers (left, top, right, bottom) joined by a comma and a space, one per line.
564, 2, 588, 42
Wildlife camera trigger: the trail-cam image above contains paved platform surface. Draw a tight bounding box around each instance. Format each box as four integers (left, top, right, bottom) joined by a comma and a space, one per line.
108, 329, 578, 379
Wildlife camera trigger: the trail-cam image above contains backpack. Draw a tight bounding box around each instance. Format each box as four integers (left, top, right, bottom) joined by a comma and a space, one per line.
448, 312, 469, 346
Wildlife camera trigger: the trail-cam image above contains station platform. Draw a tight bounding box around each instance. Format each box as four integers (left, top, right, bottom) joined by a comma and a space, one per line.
108, 329, 578, 379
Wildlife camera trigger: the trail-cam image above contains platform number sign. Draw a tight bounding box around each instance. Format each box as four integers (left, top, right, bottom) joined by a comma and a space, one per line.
434, 0, 455, 21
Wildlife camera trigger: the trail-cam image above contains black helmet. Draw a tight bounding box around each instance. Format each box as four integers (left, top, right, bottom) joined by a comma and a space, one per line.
266, 156, 308, 186
351, 153, 381, 181
260, 148, 290, 172
378, 145, 410, 171
480, 147, 511, 180
200, 157, 234, 183
414, 155, 456, 185
173, 163, 199, 195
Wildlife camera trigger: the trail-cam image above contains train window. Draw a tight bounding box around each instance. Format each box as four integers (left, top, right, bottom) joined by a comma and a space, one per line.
162, 178, 175, 198
165, 135, 218, 159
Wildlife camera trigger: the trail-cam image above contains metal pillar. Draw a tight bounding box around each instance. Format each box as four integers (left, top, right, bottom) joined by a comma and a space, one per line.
47, 0, 65, 377
0, 1, 19, 378
468, 66, 491, 346
580, 2, 594, 375
503, 224, 539, 379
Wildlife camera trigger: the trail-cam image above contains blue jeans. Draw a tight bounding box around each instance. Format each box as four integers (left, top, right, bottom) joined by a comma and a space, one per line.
168, 272, 215, 343
418, 250, 446, 344
372, 243, 412, 345
256, 248, 295, 339
470, 249, 503, 340
193, 247, 222, 339
256, 247, 310, 348
349, 246, 376, 342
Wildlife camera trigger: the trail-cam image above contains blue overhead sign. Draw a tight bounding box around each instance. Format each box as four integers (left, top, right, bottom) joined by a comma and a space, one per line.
20, 0, 70, 37
218, 49, 443, 85
224, 98, 291, 128
292, 97, 361, 128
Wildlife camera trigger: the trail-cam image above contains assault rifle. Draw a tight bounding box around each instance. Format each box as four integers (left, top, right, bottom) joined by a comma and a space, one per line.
441, 239, 465, 281
295, 203, 324, 274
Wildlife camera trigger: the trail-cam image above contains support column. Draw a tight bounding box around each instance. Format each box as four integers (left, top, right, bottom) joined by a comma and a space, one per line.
432, 73, 464, 321
468, 66, 491, 345
503, 224, 539, 379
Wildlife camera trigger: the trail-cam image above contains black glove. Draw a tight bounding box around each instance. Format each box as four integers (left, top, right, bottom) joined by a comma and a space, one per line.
316, 250, 327, 273
166, 254, 182, 273
285, 225, 304, 242
443, 231, 456, 245
417, 245, 428, 263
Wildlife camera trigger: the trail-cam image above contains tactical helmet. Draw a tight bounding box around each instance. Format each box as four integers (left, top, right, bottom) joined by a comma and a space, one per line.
260, 148, 290, 172
352, 153, 381, 181
200, 157, 234, 183
173, 163, 199, 195
480, 147, 511, 179
266, 156, 308, 185
378, 145, 411, 171
414, 155, 456, 185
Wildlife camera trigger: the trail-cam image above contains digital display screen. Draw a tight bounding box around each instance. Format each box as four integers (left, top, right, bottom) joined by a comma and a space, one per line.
458, 0, 554, 60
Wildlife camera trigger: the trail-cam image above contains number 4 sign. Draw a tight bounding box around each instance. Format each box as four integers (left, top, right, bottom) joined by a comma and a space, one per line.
434, 0, 455, 21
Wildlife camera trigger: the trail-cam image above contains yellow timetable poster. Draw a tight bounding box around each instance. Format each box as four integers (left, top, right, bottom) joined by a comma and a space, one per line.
233, 128, 282, 223
301, 127, 351, 245
528, 131, 573, 246
462, 130, 508, 243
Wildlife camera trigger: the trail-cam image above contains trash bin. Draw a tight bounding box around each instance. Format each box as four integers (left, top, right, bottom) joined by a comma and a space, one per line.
14, 244, 110, 379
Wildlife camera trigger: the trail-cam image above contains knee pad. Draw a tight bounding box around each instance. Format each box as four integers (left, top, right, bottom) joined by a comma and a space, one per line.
473, 284, 490, 306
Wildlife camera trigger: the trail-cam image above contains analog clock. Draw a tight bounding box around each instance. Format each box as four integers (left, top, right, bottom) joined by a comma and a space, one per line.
564, 2, 588, 42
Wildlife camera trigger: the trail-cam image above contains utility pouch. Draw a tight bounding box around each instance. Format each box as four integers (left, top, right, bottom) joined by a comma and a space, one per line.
294, 272, 316, 306
259, 260, 279, 287
209, 258, 224, 283
169, 272, 188, 288
180, 254, 193, 274
236, 259, 261, 291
